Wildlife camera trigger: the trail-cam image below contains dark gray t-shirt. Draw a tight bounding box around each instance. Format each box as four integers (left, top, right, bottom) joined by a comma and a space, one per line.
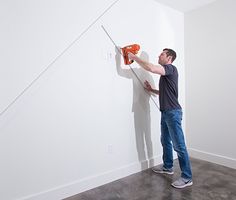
159, 64, 181, 111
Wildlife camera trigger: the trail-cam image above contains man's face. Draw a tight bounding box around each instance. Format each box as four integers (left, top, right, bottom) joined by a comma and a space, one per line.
158, 50, 171, 65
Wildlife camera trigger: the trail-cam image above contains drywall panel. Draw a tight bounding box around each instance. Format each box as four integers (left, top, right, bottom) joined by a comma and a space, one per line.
185, 0, 236, 167
0, 0, 184, 199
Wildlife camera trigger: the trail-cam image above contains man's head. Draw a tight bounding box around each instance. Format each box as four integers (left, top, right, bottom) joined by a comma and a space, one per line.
158, 48, 177, 65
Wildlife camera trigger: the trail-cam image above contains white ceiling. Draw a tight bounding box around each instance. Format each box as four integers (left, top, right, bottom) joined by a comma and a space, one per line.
154, 0, 218, 12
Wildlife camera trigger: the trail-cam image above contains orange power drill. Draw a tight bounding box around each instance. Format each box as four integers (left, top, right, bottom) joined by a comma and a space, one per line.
121, 44, 140, 65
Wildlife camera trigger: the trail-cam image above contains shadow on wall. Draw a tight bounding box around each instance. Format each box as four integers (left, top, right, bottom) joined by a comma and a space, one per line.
115, 47, 155, 170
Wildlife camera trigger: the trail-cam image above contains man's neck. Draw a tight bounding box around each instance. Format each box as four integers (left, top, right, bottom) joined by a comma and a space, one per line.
166, 61, 172, 65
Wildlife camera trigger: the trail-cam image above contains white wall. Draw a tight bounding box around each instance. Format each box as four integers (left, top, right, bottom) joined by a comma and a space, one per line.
0, 0, 184, 199
185, 0, 236, 168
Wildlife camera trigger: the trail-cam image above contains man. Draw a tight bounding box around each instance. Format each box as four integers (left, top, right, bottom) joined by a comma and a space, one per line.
128, 48, 193, 189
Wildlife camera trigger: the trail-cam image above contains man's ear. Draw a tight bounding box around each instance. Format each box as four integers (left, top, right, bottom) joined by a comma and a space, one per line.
167, 56, 173, 62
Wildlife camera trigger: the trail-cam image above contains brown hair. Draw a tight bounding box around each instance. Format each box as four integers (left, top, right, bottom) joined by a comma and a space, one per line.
163, 48, 177, 63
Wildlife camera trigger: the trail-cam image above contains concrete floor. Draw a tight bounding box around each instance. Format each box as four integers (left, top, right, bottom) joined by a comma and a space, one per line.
64, 158, 236, 200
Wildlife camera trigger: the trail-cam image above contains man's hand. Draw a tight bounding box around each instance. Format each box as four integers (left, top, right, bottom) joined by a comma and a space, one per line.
128, 52, 137, 61
144, 80, 159, 95
144, 80, 153, 92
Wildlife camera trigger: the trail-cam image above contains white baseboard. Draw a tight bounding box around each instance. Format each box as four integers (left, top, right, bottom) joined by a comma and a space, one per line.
18, 156, 162, 200
189, 148, 236, 169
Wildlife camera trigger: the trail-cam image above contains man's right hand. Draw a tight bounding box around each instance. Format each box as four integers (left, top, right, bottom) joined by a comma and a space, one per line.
128, 52, 137, 61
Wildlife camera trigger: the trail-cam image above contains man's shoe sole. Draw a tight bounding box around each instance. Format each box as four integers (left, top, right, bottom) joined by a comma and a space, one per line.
152, 168, 174, 175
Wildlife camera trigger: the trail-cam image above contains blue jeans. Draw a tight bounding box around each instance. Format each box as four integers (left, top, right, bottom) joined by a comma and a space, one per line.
161, 109, 192, 179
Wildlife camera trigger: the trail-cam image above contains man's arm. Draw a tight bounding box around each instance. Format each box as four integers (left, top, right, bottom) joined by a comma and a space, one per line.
128, 52, 165, 75
144, 80, 159, 95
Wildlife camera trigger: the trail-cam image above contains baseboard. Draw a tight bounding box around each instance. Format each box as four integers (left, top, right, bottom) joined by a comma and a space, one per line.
189, 148, 236, 169
18, 156, 162, 200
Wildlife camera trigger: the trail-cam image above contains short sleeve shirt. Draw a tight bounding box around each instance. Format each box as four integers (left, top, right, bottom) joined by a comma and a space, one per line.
159, 64, 181, 111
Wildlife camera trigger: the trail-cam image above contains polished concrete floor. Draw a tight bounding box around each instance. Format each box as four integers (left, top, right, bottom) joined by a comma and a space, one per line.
64, 158, 236, 200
